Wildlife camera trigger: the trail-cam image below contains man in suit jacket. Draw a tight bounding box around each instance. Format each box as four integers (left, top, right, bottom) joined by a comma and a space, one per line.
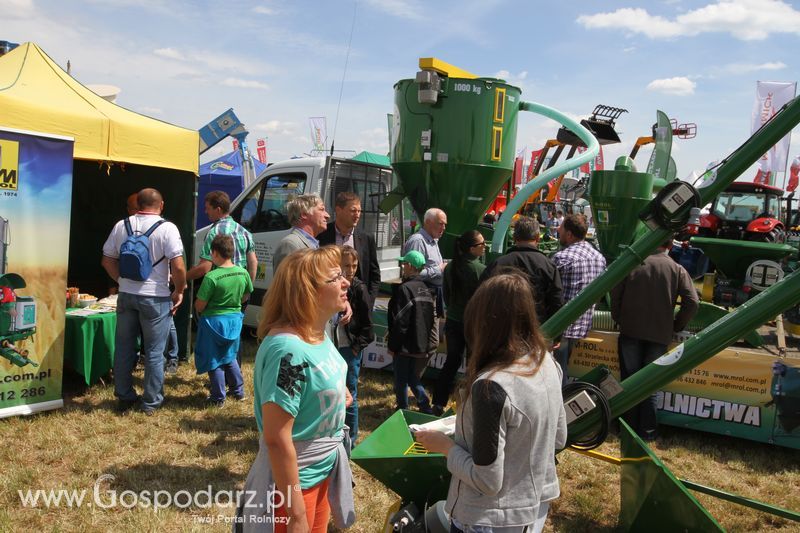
272, 194, 329, 273
318, 191, 381, 305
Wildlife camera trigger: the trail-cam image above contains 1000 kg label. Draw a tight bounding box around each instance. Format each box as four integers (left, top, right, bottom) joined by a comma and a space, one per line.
0, 387, 46, 400
453, 83, 481, 95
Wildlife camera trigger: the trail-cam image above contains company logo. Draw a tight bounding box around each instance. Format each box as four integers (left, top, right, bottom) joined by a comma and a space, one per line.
210, 162, 235, 171
0, 139, 19, 190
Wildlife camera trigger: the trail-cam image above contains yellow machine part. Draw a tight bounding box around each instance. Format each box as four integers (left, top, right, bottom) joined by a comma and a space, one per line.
701, 273, 715, 302
418, 57, 478, 79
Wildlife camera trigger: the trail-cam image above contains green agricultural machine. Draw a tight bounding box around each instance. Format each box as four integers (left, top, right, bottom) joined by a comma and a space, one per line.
358, 59, 800, 531
0, 216, 37, 368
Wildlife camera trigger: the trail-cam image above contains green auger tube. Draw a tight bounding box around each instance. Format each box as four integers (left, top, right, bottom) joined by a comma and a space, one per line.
541, 94, 800, 342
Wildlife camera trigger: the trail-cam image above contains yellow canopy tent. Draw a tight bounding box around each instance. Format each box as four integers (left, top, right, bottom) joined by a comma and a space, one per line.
0, 42, 198, 173
0, 42, 201, 360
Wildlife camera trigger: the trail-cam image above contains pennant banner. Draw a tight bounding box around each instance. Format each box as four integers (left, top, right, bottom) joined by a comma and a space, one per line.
309, 117, 327, 152
255, 138, 267, 164
751, 81, 797, 186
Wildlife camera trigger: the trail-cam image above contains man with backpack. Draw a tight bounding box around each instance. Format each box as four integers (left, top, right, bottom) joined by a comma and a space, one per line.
102, 188, 187, 415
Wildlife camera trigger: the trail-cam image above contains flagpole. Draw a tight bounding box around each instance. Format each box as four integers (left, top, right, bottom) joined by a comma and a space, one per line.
782, 82, 799, 193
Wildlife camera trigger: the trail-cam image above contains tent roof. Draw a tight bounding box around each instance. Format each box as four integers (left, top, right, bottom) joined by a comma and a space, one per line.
0, 42, 198, 173
200, 150, 267, 178
351, 151, 390, 166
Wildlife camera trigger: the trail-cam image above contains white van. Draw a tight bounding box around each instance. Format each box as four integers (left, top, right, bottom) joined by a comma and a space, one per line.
194, 156, 403, 327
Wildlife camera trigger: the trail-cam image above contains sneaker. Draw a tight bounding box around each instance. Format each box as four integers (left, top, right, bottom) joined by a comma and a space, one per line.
431, 404, 445, 417
140, 408, 157, 417
418, 404, 433, 415
205, 397, 225, 408
232, 394, 246, 401
165, 360, 178, 375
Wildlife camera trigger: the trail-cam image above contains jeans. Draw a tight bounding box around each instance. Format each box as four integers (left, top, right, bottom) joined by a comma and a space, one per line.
618, 334, 668, 439
338, 346, 361, 445
394, 354, 430, 410
114, 292, 173, 411
208, 360, 244, 401
433, 319, 466, 408
554, 338, 576, 385
164, 316, 178, 363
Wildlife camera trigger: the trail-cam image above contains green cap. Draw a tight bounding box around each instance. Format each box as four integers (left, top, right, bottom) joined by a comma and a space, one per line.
398, 250, 426, 269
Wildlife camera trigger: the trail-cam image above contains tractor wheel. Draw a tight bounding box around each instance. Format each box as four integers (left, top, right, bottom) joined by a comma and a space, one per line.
747, 227, 784, 243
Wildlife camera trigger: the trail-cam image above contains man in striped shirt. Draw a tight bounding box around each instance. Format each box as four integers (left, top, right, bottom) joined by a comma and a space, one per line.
188, 191, 257, 283
552, 214, 606, 384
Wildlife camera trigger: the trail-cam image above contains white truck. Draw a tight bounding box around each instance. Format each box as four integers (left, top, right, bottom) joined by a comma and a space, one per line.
194, 155, 404, 328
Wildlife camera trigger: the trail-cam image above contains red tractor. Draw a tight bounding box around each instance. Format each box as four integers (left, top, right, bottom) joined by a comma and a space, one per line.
697, 182, 785, 242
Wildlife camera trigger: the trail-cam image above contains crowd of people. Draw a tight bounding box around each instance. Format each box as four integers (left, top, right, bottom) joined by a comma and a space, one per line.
100, 189, 698, 531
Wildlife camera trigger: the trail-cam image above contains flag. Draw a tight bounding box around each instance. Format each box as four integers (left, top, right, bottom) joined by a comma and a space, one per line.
309, 117, 327, 152
527, 149, 543, 180
754, 158, 772, 185
577, 145, 604, 174
256, 138, 267, 164
232, 139, 239, 152
788, 157, 800, 192
594, 145, 605, 171
751, 81, 797, 186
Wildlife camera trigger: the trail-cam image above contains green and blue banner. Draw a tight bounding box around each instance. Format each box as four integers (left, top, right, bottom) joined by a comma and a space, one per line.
0, 127, 73, 417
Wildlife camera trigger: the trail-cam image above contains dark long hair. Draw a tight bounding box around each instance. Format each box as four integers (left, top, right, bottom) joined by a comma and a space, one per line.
451, 230, 483, 288
462, 271, 547, 398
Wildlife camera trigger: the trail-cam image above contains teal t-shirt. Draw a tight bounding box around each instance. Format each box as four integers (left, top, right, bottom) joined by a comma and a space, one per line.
196, 265, 253, 316
254, 334, 347, 488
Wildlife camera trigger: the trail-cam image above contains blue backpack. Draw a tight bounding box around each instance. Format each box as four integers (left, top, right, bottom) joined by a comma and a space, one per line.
119, 218, 166, 281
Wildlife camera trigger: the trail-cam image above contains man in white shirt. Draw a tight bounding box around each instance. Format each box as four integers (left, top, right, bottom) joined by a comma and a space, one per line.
102, 188, 187, 415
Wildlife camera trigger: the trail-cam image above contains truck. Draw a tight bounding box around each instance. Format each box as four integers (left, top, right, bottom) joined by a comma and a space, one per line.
194, 155, 404, 328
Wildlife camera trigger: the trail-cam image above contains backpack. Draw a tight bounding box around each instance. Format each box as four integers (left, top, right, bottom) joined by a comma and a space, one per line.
119, 218, 166, 281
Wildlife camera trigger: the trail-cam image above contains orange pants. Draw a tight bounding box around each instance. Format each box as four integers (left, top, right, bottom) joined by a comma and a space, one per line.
274, 477, 330, 533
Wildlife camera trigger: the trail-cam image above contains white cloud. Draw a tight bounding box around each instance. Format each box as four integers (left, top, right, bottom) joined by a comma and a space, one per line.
647, 76, 697, 96
3, 0, 35, 18
362, 0, 424, 21
623, 46, 637, 53
153, 47, 186, 61
722, 61, 786, 74
577, 0, 800, 41
253, 6, 274, 15
253, 120, 296, 135
221, 78, 270, 90
138, 106, 163, 115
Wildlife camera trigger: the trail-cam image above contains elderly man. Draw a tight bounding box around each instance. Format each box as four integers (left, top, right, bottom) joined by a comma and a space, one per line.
402, 207, 447, 374
552, 214, 606, 383
101, 188, 186, 415
482, 215, 562, 323
272, 194, 329, 273
318, 191, 380, 304
611, 239, 699, 441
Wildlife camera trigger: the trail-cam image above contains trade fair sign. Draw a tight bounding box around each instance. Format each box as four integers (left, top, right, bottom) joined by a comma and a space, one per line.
570, 329, 800, 450
0, 127, 73, 418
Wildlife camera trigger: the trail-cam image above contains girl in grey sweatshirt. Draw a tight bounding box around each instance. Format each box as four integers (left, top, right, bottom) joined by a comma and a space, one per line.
416, 271, 567, 532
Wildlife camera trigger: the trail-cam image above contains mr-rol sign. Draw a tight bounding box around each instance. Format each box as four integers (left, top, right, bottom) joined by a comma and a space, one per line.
0, 139, 19, 190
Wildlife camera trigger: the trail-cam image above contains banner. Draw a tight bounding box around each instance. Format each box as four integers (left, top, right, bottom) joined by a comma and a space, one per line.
231, 138, 239, 152
255, 138, 267, 164
309, 117, 327, 152
0, 128, 73, 418
577, 145, 605, 175
752, 81, 797, 186
788, 157, 800, 192
570, 330, 800, 450
527, 149, 543, 181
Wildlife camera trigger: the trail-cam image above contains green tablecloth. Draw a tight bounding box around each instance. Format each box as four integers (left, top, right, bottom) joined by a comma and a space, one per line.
64, 309, 116, 386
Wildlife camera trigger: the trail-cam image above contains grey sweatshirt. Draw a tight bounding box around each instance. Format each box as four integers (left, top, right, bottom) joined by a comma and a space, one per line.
445, 352, 567, 528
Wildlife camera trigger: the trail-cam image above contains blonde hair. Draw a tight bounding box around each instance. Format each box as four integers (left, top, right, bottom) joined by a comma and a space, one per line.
258, 246, 342, 342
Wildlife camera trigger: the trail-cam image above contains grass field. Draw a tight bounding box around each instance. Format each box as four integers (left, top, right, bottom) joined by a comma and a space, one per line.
0, 335, 798, 532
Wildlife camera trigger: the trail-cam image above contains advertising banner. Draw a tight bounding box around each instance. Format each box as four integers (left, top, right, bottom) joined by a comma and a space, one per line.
569, 330, 800, 450
0, 128, 73, 418
751, 81, 797, 186
256, 138, 267, 164
309, 117, 327, 153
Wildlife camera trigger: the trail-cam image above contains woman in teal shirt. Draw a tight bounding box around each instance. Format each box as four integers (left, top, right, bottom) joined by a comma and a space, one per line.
240, 246, 354, 533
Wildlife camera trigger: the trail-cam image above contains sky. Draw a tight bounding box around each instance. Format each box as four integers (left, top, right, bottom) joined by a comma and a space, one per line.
4, 0, 800, 187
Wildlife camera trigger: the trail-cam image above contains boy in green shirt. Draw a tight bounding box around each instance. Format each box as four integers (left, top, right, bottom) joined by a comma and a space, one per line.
195, 234, 253, 406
